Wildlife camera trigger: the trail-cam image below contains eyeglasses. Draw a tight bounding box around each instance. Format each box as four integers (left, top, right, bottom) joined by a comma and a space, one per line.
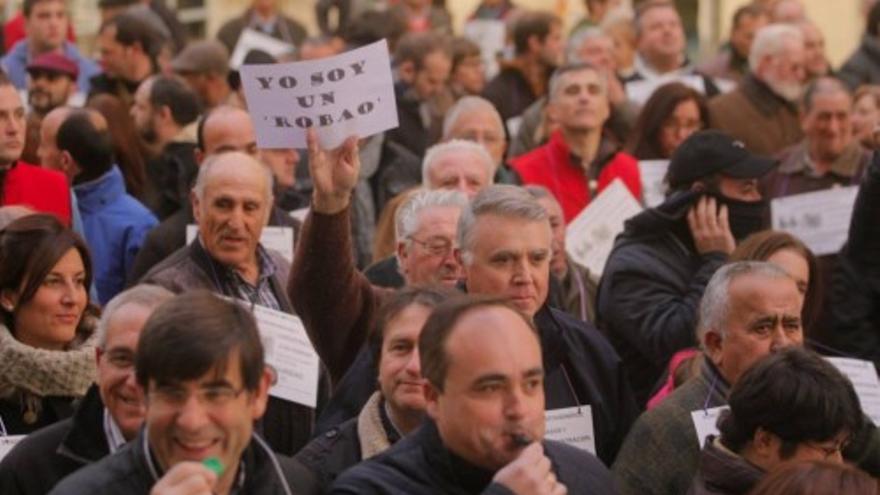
408, 236, 455, 257
151, 385, 246, 409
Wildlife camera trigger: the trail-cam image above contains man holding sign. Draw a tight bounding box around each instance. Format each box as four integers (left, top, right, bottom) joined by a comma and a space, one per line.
142, 151, 323, 455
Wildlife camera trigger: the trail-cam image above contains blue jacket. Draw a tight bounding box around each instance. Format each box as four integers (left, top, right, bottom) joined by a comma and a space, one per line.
74, 166, 157, 304
1, 40, 101, 94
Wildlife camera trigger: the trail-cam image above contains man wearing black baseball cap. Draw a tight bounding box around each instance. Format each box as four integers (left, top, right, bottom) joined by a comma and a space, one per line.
596, 129, 777, 406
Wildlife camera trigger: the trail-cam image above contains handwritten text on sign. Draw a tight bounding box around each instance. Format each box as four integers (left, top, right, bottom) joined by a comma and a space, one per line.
565, 179, 643, 276
240, 39, 397, 149
826, 357, 880, 426
771, 186, 858, 256
252, 305, 320, 408
544, 406, 596, 455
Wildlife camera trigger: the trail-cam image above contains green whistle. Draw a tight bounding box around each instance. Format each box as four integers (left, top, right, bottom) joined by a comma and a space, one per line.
202, 457, 224, 476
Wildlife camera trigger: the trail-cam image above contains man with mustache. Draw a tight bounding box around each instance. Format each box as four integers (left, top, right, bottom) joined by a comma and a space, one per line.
709, 23, 807, 156
19, 52, 80, 164
330, 296, 615, 494
142, 151, 323, 456
0, 285, 173, 495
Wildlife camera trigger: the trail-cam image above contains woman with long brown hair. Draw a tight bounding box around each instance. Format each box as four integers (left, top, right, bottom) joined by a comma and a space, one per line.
0, 214, 98, 434
626, 81, 709, 160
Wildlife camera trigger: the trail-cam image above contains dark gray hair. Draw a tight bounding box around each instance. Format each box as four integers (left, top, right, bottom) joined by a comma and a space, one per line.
457, 185, 548, 265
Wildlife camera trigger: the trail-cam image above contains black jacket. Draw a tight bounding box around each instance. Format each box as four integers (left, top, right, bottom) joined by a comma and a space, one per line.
831, 153, 880, 368
385, 83, 432, 158
363, 256, 405, 289
48, 431, 319, 495
597, 191, 727, 405
297, 395, 401, 491
314, 304, 637, 466
688, 437, 764, 495
329, 420, 617, 494
126, 202, 301, 286
0, 386, 107, 495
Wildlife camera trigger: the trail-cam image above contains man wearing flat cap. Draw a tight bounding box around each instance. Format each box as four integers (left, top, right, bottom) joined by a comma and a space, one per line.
20, 52, 82, 164
596, 129, 777, 406
171, 40, 232, 110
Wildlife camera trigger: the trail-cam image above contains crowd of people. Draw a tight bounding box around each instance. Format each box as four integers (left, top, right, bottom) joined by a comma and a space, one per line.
0, 0, 879, 493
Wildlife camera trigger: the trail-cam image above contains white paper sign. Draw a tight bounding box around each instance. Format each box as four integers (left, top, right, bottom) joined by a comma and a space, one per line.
186, 225, 295, 263
544, 406, 596, 455
691, 406, 730, 449
826, 357, 880, 425
230, 28, 296, 69
565, 179, 643, 276
462, 19, 506, 79
771, 186, 859, 256
252, 305, 320, 408
625, 74, 706, 106
638, 160, 669, 208
0, 435, 25, 461
241, 39, 398, 149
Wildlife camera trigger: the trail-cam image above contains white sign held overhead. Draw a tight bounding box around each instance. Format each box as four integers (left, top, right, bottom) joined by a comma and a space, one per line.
186, 225, 295, 263
638, 160, 669, 208
691, 406, 729, 449
565, 179, 643, 276
251, 305, 320, 408
771, 186, 859, 256
544, 406, 596, 455
826, 357, 880, 426
229, 28, 296, 69
240, 39, 398, 149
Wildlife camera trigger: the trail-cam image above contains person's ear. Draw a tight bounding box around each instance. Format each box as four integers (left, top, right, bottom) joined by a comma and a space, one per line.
752, 427, 781, 463
0, 289, 18, 313
527, 34, 542, 55
703, 329, 724, 365
690, 180, 706, 193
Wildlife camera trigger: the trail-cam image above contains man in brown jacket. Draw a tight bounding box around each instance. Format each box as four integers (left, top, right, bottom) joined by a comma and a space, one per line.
709, 23, 806, 156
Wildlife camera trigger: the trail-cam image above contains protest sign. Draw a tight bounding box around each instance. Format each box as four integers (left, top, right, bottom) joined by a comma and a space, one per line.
545, 406, 596, 455
690, 406, 729, 449
826, 357, 880, 425
638, 160, 669, 208
230, 28, 296, 69
565, 179, 643, 276
0, 435, 24, 461
770, 186, 859, 256
186, 225, 295, 263
240, 39, 397, 149
252, 305, 320, 408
